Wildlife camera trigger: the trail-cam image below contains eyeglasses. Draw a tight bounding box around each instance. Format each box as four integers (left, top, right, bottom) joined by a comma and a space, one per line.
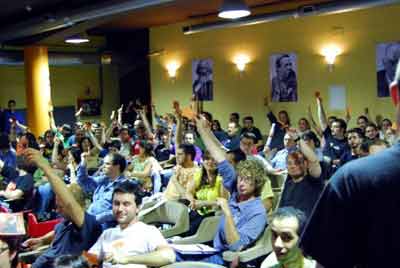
238, 175, 254, 184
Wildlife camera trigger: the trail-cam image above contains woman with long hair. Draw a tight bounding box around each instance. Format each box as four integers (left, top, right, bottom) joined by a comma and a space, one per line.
185, 151, 228, 236
125, 141, 159, 193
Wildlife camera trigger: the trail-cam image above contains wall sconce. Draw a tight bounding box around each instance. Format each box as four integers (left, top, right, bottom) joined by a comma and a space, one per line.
321, 45, 342, 72
166, 61, 180, 80
233, 54, 250, 73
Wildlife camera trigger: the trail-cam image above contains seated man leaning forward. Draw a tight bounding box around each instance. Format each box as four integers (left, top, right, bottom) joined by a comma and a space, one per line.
88, 180, 176, 268
261, 207, 317, 268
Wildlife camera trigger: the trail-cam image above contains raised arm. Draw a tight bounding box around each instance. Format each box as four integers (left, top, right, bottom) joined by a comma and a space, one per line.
152, 103, 166, 128
117, 105, 124, 126
297, 136, 321, 178
307, 105, 323, 137
15, 120, 29, 133
76, 153, 99, 194
173, 101, 183, 148
25, 149, 85, 227
316, 96, 328, 131
138, 107, 155, 138
75, 107, 83, 122
47, 101, 57, 131
51, 137, 67, 170
86, 129, 103, 152
99, 122, 107, 146
194, 115, 226, 163
264, 97, 279, 126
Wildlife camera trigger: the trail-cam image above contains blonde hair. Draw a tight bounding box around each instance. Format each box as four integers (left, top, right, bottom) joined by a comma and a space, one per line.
236, 160, 266, 196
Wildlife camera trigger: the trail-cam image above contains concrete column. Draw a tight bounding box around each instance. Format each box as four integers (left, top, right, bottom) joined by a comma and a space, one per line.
24, 46, 51, 137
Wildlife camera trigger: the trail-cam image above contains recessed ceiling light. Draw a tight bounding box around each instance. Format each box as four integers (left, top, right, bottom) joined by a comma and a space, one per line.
65, 35, 90, 44
218, 0, 251, 19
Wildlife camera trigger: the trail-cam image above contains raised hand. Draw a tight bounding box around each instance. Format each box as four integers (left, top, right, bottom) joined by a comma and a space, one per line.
75, 107, 83, 117
173, 100, 182, 117
194, 114, 209, 131
24, 149, 49, 169
118, 104, 124, 114
110, 110, 116, 121
80, 152, 90, 166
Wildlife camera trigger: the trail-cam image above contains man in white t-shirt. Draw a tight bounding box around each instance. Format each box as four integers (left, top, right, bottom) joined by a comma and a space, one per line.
89, 180, 176, 267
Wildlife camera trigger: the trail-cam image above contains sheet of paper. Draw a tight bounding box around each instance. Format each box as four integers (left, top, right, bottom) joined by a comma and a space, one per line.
0, 213, 25, 235
329, 85, 346, 110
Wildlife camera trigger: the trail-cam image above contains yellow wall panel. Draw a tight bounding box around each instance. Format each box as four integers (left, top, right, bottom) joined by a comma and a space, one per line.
150, 4, 400, 132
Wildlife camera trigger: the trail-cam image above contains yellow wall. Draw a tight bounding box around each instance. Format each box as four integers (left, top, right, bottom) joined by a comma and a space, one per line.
150, 4, 400, 132
0, 64, 119, 122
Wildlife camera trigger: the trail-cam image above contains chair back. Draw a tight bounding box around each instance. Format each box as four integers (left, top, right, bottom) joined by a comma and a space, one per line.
27, 213, 62, 238
140, 200, 189, 238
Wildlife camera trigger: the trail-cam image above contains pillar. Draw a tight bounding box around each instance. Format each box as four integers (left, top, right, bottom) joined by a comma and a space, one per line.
24, 46, 51, 137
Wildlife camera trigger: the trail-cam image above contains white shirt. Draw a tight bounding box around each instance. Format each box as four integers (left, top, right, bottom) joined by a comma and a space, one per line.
89, 221, 168, 268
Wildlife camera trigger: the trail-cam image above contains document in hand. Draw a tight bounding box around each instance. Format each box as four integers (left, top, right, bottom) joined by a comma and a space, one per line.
0, 212, 25, 235
171, 244, 218, 255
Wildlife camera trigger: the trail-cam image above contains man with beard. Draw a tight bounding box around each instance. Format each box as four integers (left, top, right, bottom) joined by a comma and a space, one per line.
340, 128, 364, 165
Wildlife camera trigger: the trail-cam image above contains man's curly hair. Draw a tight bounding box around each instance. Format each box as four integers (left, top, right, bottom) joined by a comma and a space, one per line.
236, 159, 266, 196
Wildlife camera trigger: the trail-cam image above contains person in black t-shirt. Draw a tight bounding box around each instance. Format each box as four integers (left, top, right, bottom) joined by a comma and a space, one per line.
315, 96, 350, 176
340, 128, 365, 165
279, 149, 324, 217
0, 156, 35, 212
240, 116, 263, 150
22, 149, 102, 268
300, 142, 400, 268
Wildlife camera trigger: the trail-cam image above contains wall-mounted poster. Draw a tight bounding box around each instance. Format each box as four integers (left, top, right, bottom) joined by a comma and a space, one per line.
270, 53, 298, 102
192, 59, 213, 101
77, 99, 101, 116
376, 42, 400, 97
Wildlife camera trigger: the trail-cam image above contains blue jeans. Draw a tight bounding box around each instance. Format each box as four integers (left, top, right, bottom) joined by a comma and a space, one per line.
160, 169, 174, 188
34, 183, 55, 215
152, 171, 162, 193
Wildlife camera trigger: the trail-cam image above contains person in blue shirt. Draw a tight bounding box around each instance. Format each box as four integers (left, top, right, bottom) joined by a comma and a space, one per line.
66, 127, 85, 148
22, 149, 102, 268
77, 152, 127, 227
193, 115, 268, 266
0, 133, 16, 170
4, 100, 25, 134
270, 132, 298, 170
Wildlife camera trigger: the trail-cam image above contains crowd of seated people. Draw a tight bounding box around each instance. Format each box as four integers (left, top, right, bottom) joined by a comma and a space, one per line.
0, 91, 398, 268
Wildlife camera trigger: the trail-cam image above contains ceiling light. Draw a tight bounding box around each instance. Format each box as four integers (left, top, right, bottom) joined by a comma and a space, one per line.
65, 34, 90, 44
218, 0, 251, 19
